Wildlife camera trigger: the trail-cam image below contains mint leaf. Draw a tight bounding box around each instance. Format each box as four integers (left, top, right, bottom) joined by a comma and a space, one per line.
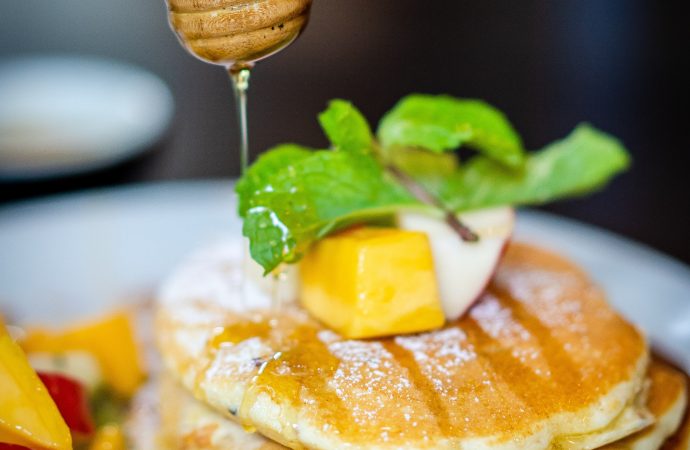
438, 124, 631, 211
242, 151, 421, 273
378, 94, 525, 168
235, 144, 312, 216
385, 147, 458, 200
318, 99, 373, 153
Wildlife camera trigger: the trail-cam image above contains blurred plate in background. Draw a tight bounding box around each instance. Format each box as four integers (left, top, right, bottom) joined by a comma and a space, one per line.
0, 181, 688, 368
0, 55, 174, 180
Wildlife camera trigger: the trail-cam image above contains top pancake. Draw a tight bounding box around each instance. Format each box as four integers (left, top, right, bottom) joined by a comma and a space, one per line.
155, 241, 649, 449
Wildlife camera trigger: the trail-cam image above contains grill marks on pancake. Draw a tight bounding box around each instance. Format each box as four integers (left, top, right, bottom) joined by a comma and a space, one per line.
461, 318, 547, 415
393, 327, 535, 436
382, 340, 452, 435
481, 291, 583, 403
461, 284, 587, 422
468, 293, 553, 379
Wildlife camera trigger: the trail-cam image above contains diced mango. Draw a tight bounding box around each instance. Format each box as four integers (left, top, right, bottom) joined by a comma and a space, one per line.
0, 323, 72, 450
300, 227, 445, 339
22, 311, 144, 397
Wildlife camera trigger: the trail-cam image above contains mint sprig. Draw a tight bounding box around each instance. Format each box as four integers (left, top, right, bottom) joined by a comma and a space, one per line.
378, 94, 525, 168
237, 95, 631, 273
436, 124, 631, 211
318, 99, 373, 153
241, 150, 421, 273
235, 144, 312, 217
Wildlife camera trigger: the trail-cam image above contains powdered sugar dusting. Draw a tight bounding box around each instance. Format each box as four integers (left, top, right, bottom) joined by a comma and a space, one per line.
396, 328, 475, 365
470, 294, 552, 377
205, 337, 270, 382
317, 329, 341, 344
158, 238, 272, 313
396, 328, 476, 390
496, 268, 588, 334
327, 340, 413, 427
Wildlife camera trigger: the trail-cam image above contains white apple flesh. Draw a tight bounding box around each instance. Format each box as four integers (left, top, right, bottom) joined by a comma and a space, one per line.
398, 207, 515, 321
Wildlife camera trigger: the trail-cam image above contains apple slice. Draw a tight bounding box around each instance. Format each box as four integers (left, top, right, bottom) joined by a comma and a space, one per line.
398, 206, 515, 321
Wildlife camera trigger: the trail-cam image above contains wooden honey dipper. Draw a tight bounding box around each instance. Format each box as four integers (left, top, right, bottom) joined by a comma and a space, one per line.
167, 0, 312, 68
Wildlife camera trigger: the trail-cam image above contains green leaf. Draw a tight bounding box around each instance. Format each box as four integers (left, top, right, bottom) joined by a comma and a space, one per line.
318, 99, 373, 153
241, 151, 421, 273
378, 94, 525, 168
438, 124, 631, 211
384, 147, 458, 200
235, 144, 312, 217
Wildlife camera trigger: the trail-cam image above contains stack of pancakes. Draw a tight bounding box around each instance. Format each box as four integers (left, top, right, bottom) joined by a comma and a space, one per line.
130, 242, 689, 449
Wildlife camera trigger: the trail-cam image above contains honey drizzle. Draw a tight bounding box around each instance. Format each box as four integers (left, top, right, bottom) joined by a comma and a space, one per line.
258, 325, 347, 433
210, 318, 272, 346
210, 317, 349, 439
381, 340, 451, 435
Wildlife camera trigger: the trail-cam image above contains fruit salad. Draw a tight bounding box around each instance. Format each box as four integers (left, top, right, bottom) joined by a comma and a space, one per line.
1, 312, 144, 450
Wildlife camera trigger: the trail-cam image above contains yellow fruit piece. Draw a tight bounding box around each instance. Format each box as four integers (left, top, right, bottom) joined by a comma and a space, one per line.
0, 323, 72, 450
300, 227, 445, 339
89, 424, 126, 450
23, 311, 144, 397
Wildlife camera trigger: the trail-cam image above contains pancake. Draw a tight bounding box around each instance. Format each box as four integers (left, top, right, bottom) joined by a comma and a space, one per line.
602, 360, 687, 449
663, 407, 690, 450
127, 375, 285, 450
155, 241, 650, 449
126, 360, 689, 450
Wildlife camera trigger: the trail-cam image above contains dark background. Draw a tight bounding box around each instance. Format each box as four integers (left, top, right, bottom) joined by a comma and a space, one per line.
1, 1, 688, 263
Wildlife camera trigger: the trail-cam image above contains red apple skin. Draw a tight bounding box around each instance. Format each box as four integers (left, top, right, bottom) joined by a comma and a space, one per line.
399, 206, 515, 322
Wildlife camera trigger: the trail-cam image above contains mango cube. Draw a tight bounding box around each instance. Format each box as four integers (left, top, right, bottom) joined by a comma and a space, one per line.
300, 227, 445, 339
22, 311, 144, 397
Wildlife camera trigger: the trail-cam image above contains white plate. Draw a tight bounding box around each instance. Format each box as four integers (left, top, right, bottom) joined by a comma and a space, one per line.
0, 181, 688, 368
0, 55, 174, 180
